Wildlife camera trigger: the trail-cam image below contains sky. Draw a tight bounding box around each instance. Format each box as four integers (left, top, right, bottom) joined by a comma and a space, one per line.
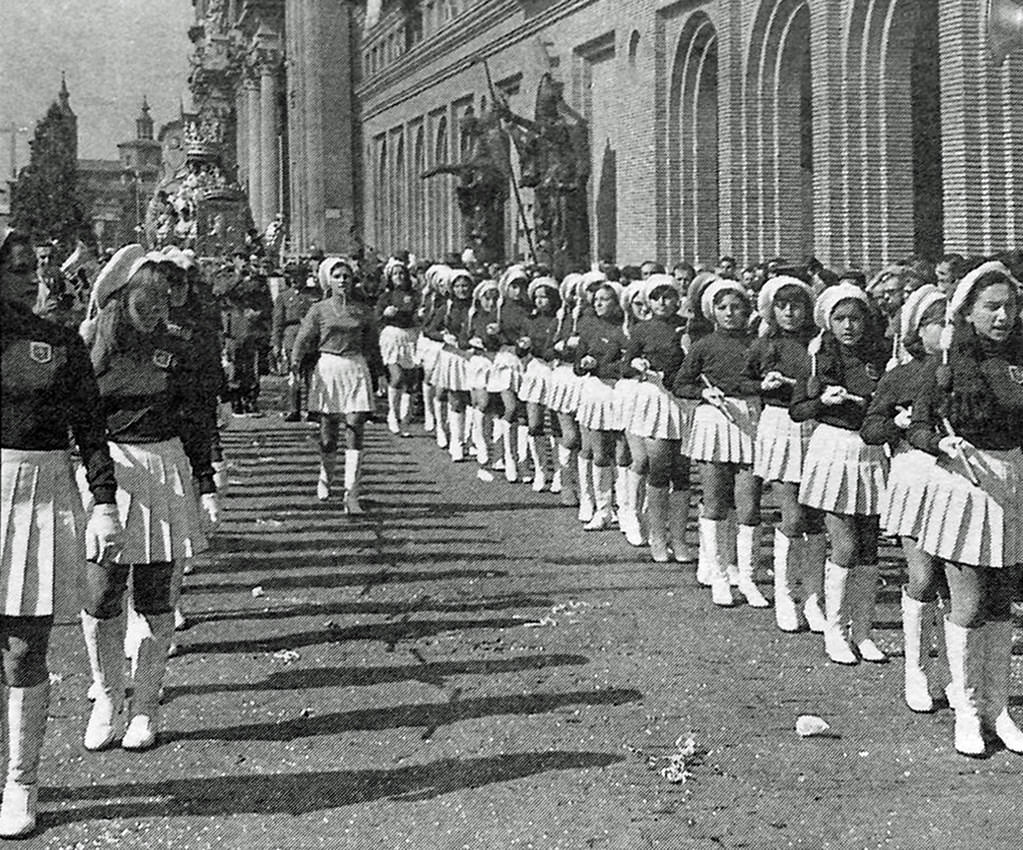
0, 0, 194, 177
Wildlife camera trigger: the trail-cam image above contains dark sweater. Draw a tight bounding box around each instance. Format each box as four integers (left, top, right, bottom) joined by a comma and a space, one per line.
375, 288, 419, 328
622, 315, 687, 387
574, 314, 627, 380
527, 312, 561, 361
462, 308, 502, 352
1, 302, 117, 504
424, 297, 471, 343
497, 299, 532, 346
789, 335, 886, 431
673, 328, 760, 399
744, 333, 812, 408
861, 357, 936, 446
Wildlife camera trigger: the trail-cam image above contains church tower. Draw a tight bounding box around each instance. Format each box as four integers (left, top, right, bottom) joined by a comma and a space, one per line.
136, 96, 155, 141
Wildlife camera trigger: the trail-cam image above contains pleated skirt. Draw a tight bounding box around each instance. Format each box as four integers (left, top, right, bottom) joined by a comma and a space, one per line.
416, 336, 444, 379
754, 404, 814, 484
613, 378, 641, 433
488, 347, 524, 393
379, 325, 419, 369
432, 346, 470, 392
687, 398, 760, 464
576, 376, 619, 431
880, 442, 936, 538
94, 438, 208, 565
310, 353, 374, 414
546, 363, 583, 415
467, 352, 494, 392
1, 448, 85, 617
518, 358, 551, 406
917, 446, 1022, 568
798, 423, 888, 516
626, 380, 689, 441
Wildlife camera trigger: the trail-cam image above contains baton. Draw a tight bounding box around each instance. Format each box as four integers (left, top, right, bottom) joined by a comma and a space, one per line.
701, 374, 737, 424
941, 417, 980, 487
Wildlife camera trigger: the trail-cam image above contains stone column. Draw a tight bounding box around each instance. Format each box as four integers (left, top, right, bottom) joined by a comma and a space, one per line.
235, 85, 248, 188
245, 74, 262, 230
259, 59, 281, 230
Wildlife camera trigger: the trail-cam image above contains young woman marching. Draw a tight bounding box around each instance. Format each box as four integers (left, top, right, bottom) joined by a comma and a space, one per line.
416, 264, 451, 446
790, 282, 889, 663
0, 229, 123, 836
376, 258, 420, 437
673, 278, 766, 607
423, 268, 474, 463
492, 266, 533, 482
518, 277, 562, 492
745, 276, 825, 631
622, 274, 694, 562
861, 283, 946, 711
574, 280, 626, 530
292, 257, 378, 512
908, 261, 1022, 756
615, 281, 651, 549
462, 279, 504, 481
81, 247, 216, 754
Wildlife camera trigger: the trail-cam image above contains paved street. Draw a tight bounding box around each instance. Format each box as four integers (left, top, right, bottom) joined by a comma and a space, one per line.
33, 385, 1023, 849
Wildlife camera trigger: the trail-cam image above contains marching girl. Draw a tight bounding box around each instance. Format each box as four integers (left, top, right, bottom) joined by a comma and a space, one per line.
518, 277, 563, 492
745, 275, 826, 631
462, 279, 502, 480
492, 266, 533, 482
0, 228, 123, 837
622, 274, 694, 563
861, 283, 946, 711
673, 278, 765, 607
376, 258, 420, 437
790, 283, 889, 664
423, 269, 474, 463
545, 273, 586, 509
614, 281, 651, 548
907, 261, 1022, 756
416, 264, 452, 447
292, 257, 378, 512
574, 280, 626, 530
80, 247, 216, 754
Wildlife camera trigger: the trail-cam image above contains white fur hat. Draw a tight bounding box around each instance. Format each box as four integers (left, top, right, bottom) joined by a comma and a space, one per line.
757, 274, 813, 318
701, 278, 750, 321
813, 282, 868, 332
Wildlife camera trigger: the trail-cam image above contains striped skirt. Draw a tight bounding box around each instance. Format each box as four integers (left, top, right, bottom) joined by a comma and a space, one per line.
518, 358, 552, 406
546, 363, 584, 415
379, 325, 419, 369
613, 378, 641, 433
798, 423, 888, 516
576, 376, 619, 431
2, 448, 85, 617
415, 335, 444, 378
754, 404, 814, 484
687, 398, 760, 464
488, 347, 524, 394
432, 346, 470, 392
880, 442, 936, 539
626, 379, 689, 441
310, 353, 374, 414
917, 446, 1022, 568
467, 352, 494, 392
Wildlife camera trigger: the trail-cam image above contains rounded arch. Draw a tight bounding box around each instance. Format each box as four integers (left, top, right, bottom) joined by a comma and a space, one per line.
743, 0, 812, 263
376, 138, 388, 254
412, 125, 426, 256
628, 30, 641, 66
667, 12, 719, 267
432, 116, 449, 258
394, 133, 406, 252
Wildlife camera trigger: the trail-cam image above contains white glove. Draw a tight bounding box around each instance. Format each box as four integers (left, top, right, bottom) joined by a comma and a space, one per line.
517, 335, 532, 349
485, 322, 500, 336
442, 332, 459, 347
761, 371, 784, 391
630, 357, 650, 374
212, 460, 229, 491
820, 385, 847, 406
938, 435, 968, 460
382, 305, 398, 318
553, 340, 565, 354
701, 386, 725, 406
566, 335, 580, 349
579, 355, 598, 372
468, 336, 485, 350
200, 493, 221, 532
85, 503, 124, 565
893, 406, 913, 430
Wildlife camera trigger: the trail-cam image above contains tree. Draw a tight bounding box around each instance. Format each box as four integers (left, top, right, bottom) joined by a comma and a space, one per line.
10, 100, 91, 256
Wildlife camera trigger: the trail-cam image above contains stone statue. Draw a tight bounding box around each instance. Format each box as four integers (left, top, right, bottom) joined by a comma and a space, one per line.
421, 105, 510, 264
498, 73, 591, 277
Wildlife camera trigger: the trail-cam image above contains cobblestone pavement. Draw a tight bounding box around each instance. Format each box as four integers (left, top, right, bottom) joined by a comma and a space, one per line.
31, 389, 1023, 848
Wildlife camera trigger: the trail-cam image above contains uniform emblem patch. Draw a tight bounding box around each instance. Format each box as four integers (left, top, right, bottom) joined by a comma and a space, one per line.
153, 349, 173, 369
864, 364, 881, 381
1009, 365, 1023, 385
29, 341, 53, 364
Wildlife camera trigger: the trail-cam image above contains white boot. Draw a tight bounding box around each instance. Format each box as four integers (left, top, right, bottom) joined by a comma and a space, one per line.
850, 564, 887, 662
646, 484, 670, 563
584, 465, 614, 530
517, 425, 530, 481
557, 445, 578, 506
901, 588, 935, 713
736, 524, 770, 607
773, 531, 803, 632
473, 410, 490, 466
619, 468, 645, 546
577, 456, 595, 523
723, 511, 740, 586
528, 435, 549, 492
122, 611, 173, 751
398, 391, 412, 436
548, 438, 562, 493
433, 399, 448, 448
317, 450, 336, 501
386, 386, 400, 434
422, 384, 436, 432
695, 506, 712, 586
502, 421, 519, 482
343, 449, 364, 514
944, 617, 986, 756
823, 560, 857, 664
981, 620, 1023, 753
703, 518, 733, 606
81, 611, 126, 750
802, 533, 828, 633
667, 489, 696, 563
0, 682, 49, 837
447, 409, 465, 461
